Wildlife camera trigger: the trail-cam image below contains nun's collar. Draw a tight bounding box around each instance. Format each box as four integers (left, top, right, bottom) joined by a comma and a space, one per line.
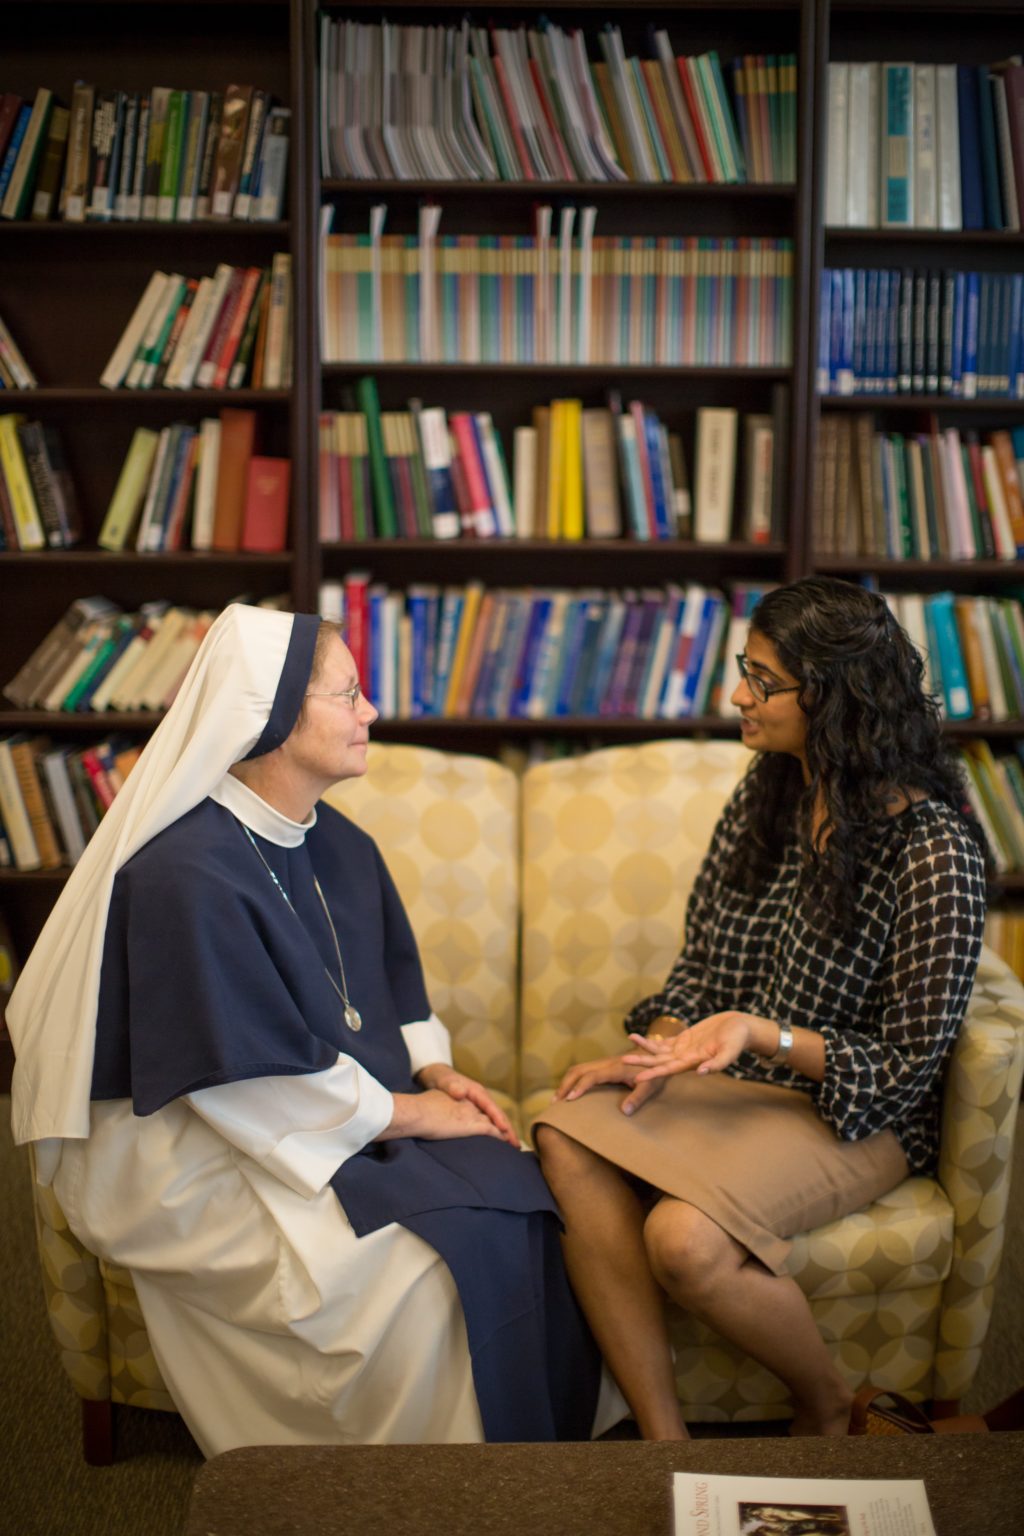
210, 771, 317, 848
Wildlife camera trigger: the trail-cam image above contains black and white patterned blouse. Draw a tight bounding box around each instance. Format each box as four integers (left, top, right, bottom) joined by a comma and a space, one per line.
625, 771, 987, 1174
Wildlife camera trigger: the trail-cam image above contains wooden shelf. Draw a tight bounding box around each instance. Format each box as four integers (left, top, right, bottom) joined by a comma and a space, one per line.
323, 179, 797, 200
0, 220, 289, 235
10, 388, 291, 404
825, 228, 1024, 245
817, 395, 1024, 413
322, 363, 793, 381
0, 550, 293, 567
813, 557, 1024, 583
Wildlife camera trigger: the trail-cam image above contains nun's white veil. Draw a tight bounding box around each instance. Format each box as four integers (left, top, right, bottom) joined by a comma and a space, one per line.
8, 603, 320, 1171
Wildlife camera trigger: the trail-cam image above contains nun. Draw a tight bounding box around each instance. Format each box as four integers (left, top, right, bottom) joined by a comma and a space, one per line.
8, 604, 612, 1456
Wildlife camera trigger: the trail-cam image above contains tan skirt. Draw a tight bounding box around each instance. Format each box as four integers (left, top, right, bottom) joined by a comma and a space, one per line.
532, 1074, 908, 1276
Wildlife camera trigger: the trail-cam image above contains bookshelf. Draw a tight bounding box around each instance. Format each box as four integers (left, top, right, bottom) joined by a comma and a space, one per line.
4, 0, 1024, 993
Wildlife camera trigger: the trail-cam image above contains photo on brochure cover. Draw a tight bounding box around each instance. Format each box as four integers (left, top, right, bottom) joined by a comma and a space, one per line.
739, 1506, 851, 1536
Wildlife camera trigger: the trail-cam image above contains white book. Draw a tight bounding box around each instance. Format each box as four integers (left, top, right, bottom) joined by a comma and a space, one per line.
190, 417, 221, 549
897, 592, 936, 703
117, 608, 192, 712
935, 64, 962, 230
417, 406, 460, 540
132, 426, 174, 551
694, 407, 738, 542
825, 63, 849, 227
262, 251, 292, 388
557, 204, 576, 364
255, 108, 290, 221
576, 204, 597, 363
913, 64, 938, 229
125, 273, 184, 390
90, 606, 167, 712
41, 749, 86, 864
641, 589, 684, 718
99, 270, 169, 389
942, 428, 977, 558
846, 62, 879, 227
513, 425, 537, 538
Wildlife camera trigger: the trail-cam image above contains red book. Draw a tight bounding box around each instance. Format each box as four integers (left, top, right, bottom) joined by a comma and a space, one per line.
343, 570, 370, 683
450, 412, 495, 536
337, 450, 355, 540
241, 455, 290, 552
195, 267, 245, 388
0, 94, 25, 165
676, 58, 716, 179
212, 266, 263, 390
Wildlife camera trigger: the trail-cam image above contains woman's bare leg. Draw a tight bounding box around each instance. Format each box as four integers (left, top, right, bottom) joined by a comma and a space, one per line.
535, 1125, 688, 1440
644, 1198, 852, 1436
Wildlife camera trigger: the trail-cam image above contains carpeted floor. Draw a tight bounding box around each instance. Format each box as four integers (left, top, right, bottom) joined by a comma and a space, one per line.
1, 1096, 1021, 1536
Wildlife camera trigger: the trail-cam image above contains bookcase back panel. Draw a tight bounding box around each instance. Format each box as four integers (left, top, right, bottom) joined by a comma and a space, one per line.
828, 12, 1020, 65
5, 3, 291, 105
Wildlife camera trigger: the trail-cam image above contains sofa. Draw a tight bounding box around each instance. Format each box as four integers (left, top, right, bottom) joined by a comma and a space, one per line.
30, 741, 1024, 1460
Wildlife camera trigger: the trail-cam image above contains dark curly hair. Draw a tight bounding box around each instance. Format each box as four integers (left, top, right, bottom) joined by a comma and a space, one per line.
727, 576, 986, 934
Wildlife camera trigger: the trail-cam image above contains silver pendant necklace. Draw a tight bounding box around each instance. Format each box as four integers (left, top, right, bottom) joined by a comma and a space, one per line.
240, 822, 363, 1033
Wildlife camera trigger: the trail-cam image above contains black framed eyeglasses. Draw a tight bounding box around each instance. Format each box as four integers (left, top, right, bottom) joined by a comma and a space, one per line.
735, 655, 801, 704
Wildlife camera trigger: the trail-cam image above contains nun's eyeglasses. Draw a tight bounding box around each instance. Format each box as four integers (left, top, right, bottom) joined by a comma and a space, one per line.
305, 683, 362, 708
736, 656, 801, 704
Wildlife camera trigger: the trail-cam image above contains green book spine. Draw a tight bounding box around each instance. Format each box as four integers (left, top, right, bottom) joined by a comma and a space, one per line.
356, 376, 397, 538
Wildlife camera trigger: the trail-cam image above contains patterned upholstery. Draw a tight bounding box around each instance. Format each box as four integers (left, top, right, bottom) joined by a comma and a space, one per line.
28, 742, 1024, 1432
520, 740, 1024, 1420
327, 744, 521, 1123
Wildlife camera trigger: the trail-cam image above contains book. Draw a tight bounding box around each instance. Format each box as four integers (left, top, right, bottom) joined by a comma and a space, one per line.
0, 736, 41, 870
210, 407, 258, 550
30, 104, 70, 222
211, 84, 254, 218
240, 455, 290, 552
1, 87, 54, 221
672, 1472, 936, 1536
694, 408, 738, 542
880, 63, 914, 228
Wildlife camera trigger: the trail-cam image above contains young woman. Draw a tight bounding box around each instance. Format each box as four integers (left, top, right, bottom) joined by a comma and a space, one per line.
534, 577, 987, 1439
9, 604, 610, 1455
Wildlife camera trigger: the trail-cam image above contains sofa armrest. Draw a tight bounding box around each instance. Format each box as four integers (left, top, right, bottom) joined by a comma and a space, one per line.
29, 1147, 112, 1404
933, 949, 1024, 1402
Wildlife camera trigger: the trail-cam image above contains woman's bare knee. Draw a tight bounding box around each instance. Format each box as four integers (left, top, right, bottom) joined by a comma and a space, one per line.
643, 1199, 740, 1303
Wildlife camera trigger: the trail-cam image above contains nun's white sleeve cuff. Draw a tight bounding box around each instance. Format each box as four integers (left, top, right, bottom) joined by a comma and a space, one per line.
401, 1012, 453, 1075
185, 1058, 394, 1199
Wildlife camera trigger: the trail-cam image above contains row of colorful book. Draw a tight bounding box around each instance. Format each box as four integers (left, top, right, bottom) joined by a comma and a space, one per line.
0, 311, 35, 391
960, 739, 1024, 875
319, 18, 796, 186
882, 590, 1024, 723
318, 575, 769, 723
0, 415, 81, 550
814, 416, 1024, 561
818, 267, 1024, 400
322, 210, 794, 367
3, 594, 290, 718
826, 60, 1024, 231
320, 383, 776, 546
0, 730, 141, 871
100, 258, 292, 392
97, 412, 290, 554
0, 82, 288, 223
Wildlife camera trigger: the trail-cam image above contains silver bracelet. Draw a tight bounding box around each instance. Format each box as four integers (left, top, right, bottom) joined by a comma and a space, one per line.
767, 1023, 794, 1066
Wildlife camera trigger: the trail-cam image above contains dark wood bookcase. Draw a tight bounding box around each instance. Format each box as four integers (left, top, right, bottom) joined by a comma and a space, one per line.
2, 0, 1022, 1008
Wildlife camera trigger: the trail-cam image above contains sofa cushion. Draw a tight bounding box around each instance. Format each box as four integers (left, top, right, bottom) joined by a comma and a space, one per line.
329, 744, 520, 1112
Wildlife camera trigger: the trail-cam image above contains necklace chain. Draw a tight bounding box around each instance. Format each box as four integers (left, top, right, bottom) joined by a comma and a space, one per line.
240, 823, 363, 1032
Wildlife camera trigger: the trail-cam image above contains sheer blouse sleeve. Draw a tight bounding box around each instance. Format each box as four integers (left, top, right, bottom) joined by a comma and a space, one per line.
624, 776, 751, 1036
813, 822, 986, 1142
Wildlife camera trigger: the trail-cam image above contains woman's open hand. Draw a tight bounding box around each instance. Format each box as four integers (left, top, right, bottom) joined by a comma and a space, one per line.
415, 1063, 519, 1146
623, 1012, 768, 1081
554, 1054, 666, 1117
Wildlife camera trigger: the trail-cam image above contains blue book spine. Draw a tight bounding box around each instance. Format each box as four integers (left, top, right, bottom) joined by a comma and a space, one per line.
882, 64, 913, 225
975, 67, 1005, 230
1014, 276, 1024, 399
852, 268, 868, 393
508, 596, 551, 718
1003, 274, 1020, 397
885, 269, 900, 393
469, 596, 506, 718
368, 588, 384, 712
950, 270, 966, 396
897, 267, 913, 392
977, 273, 993, 395
642, 411, 671, 539
601, 596, 644, 717
407, 590, 431, 718
0, 104, 31, 201
939, 270, 955, 395
490, 598, 533, 718
581, 602, 627, 715
957, 66, 985, 231
678, 595, 721, 717
567, 599, 609, 717
962, 272, 980, 398
817, 270, 831, 394
926, 591, 973, 719
552, 598, 588, 717
431, 590, 464, 715
865, 268, 880, 394
829, 269, 844, 394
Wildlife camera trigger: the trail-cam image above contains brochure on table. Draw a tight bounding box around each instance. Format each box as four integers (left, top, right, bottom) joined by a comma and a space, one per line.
674, 1472, 936, 1536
